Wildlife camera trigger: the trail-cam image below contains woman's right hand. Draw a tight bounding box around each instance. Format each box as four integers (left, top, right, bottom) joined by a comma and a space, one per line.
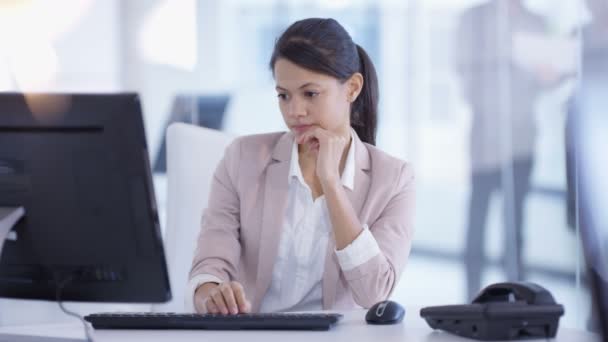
194, 281, 252, 315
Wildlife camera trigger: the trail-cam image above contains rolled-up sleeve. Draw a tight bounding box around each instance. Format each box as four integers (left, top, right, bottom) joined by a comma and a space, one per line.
334, 225, 381, 271
340, 163, 415, 308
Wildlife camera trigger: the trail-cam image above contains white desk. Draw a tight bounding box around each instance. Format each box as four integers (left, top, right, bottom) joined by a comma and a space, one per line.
0, 309, 601, 342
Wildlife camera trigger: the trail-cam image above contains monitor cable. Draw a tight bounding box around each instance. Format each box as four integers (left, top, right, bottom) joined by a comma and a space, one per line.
55, 272, 95, 342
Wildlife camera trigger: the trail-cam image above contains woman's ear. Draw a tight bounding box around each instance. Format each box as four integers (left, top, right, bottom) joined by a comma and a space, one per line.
346, 73, 364, 102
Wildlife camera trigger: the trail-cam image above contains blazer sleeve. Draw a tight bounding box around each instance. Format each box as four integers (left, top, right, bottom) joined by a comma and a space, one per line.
341, 163, 415, 308
189, 138, 242, 284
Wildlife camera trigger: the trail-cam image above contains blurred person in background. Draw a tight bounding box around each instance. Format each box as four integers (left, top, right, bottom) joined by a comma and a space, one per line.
455, 0, 563, 301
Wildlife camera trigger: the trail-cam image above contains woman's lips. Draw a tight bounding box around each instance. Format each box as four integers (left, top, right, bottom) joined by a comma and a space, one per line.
292, 124, 314, 135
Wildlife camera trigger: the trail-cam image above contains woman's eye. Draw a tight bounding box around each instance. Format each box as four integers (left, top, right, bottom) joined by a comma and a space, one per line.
277, 93, 288, 100
305, 91, 319, 98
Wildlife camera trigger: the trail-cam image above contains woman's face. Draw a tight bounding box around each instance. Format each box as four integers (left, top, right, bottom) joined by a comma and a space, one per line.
274, 58, 361, 140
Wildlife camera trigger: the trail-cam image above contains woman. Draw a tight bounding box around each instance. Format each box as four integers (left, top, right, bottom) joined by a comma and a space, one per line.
186, 18, 415, 315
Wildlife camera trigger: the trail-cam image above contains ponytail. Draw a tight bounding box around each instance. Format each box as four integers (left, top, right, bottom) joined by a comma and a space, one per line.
351, 44, 379, 146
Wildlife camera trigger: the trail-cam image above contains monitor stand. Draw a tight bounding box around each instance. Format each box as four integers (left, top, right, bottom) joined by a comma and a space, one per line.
0, 206, 24, 254
0, 207, 87, 342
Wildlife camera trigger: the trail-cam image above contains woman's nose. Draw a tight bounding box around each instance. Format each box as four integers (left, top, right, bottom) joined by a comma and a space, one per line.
286, 98, 306, 117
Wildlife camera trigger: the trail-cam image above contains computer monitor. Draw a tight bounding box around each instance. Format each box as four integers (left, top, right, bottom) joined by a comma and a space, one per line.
0, 93, 171, 303
571, 79, 608, 339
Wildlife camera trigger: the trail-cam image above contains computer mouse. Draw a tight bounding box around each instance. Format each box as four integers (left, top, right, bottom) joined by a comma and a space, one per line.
365, 300, 405, 325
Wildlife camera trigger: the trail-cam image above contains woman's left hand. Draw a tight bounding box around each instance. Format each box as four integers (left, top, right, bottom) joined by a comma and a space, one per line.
297, 127, 350, 189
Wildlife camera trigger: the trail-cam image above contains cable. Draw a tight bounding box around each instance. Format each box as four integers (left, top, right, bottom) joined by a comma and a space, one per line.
55, 273, 95, 342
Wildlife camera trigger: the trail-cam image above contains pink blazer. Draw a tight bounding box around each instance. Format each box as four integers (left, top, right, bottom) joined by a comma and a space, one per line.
189, 130, 415, 312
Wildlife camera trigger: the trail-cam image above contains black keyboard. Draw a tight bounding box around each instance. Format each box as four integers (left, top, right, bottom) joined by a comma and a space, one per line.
84, 312, 343, 331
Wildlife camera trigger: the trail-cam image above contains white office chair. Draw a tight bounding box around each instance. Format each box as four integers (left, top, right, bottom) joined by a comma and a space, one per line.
153, 123, 234, 313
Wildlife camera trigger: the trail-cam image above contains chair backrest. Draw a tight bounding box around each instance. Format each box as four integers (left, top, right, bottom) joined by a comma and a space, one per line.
153, 94, 230, 173
153, 123, 234, 312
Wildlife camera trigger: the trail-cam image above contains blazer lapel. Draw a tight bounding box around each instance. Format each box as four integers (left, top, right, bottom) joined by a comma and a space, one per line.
322, 132, 371, 309
253, 132, 293, 312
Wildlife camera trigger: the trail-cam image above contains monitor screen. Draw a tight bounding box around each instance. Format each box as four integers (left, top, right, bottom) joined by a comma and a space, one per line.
0, 93, 171, 303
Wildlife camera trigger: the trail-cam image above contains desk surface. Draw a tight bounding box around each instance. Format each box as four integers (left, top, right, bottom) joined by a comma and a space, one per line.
0, 309, 601, 342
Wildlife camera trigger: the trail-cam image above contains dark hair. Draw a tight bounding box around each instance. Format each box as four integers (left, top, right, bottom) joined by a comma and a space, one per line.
269, 18, 379, 145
